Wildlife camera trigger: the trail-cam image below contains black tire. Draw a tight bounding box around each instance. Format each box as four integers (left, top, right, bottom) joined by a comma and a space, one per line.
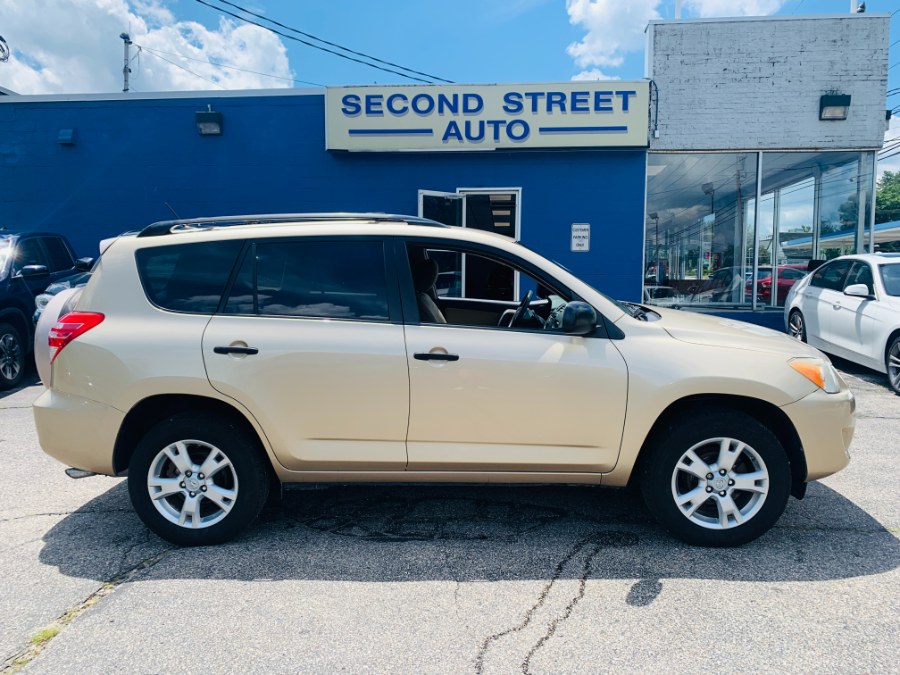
788, 309, 807, 343
128, 411, 270, 546
0, 322, 25, 391
639, 409, 791, 547
887, 335, 900, 396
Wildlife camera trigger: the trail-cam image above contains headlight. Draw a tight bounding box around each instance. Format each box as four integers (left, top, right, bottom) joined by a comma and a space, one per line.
789, 357, 844, 394
35, 293, 52, 311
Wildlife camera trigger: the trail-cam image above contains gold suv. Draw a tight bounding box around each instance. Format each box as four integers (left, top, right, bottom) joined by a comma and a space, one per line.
33, 214, 855, 547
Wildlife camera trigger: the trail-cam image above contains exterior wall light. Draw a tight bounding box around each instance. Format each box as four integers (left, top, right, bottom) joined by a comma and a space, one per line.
57, 129, 75, 145
819, 94, 851, 121
196, 107, 223, 135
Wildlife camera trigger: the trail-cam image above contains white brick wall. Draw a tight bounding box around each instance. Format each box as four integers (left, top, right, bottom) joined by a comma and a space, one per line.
648, 15, 889, 151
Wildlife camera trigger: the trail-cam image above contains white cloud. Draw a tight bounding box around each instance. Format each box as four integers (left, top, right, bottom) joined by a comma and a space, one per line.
571, 68, 621, 81
565, 0, 790, 80
566, 0, 661, 79
0, 0, 293, 94
683, 0, 788, 17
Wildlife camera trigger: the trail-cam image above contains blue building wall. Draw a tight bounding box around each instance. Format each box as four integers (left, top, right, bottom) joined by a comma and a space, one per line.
0, 92, 647, 301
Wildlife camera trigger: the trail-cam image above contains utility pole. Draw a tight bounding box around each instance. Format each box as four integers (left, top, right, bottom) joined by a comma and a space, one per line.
120, 32, 132, 93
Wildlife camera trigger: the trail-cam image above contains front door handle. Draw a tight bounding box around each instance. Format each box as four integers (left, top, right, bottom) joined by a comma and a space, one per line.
413, 352, 459, 362
214, 346, 259, 355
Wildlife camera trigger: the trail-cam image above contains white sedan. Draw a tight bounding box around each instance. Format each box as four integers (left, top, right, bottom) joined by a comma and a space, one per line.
785, 253, 900, 394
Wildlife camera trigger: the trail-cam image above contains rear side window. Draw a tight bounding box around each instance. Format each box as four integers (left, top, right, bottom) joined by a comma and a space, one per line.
224, 240, 389, 321
42, 237, 75, 272
136, 240, 243, 313
809, 260, 852, 291
880, 264, 900, 296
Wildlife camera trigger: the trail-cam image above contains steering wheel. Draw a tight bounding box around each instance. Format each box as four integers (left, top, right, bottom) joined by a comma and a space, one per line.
508, 290, 534, 328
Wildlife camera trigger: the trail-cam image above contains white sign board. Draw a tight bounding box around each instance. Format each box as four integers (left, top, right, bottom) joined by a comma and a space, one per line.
571, 223, 590, 252
326, 82, 649, 152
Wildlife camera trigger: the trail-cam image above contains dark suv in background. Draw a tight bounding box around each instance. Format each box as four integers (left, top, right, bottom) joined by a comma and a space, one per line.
0, 230, 91, 389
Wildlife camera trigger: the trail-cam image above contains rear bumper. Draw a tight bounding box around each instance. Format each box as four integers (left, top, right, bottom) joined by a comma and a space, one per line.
782, 387, 855, 481
33, 389, 123, 475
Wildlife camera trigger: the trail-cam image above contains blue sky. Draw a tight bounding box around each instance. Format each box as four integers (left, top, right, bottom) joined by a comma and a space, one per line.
162, 0, 900, 88
0, 0, 898, 168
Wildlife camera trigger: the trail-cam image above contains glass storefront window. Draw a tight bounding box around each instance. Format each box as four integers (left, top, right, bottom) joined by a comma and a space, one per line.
645, 150, 876, 310
646, 153, 758, 307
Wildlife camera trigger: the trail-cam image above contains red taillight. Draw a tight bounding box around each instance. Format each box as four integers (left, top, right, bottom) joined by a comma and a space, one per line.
48, 312, 104, 363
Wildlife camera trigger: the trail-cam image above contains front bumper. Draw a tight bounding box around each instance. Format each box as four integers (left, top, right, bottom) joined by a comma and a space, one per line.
33, 389, 123, 475
782, 387, 855, 481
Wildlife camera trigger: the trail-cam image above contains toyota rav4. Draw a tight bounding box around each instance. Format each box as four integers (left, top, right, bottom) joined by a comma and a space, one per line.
33, 214, 855, 547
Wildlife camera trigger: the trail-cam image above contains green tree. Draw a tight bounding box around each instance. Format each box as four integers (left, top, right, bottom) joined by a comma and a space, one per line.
876, 170, 900, 224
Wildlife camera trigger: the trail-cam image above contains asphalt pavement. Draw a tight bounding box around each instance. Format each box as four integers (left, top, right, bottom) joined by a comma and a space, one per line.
0, 360, 897, 674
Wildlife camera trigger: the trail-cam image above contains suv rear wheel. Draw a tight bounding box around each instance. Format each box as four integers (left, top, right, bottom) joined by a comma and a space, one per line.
128, 411, 270, 546
0, 322, 25, 390
640, 409, 790, 547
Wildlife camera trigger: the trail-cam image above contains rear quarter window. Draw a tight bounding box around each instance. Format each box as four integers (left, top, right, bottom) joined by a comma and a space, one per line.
136, 240, 243, 313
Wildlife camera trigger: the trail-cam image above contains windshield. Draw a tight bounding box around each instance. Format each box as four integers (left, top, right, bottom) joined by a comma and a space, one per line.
879, 263, 900, 296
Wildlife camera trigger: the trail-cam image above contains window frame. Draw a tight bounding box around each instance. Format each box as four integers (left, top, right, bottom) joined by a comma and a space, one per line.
394, 236, 610, 338
217, 235, 403, 324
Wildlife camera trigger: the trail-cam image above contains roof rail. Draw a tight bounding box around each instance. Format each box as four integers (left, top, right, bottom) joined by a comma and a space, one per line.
137, 212, 447, 238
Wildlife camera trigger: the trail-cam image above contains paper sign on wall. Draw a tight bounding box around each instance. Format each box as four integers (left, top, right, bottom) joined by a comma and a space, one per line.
571, 223, 590, 252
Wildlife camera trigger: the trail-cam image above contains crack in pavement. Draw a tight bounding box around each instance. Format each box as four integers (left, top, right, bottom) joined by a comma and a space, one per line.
0, 546, 174, 674
0, 509, 132, 525
475, 531, 638, 675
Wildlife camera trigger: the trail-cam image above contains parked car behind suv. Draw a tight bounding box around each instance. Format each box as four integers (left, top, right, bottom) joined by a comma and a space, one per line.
785, 253, 900, 394
0, 230, 91, 389
34, 214, 855, 548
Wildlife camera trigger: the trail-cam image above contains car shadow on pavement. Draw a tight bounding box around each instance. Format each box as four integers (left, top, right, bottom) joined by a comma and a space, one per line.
0, 372, 40, 401
39, 480, 899, 592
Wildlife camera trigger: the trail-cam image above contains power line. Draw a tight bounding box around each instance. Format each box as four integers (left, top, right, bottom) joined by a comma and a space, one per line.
137, 44, 323, 87
206, 0, 453, 84
192, 0, 450, 85
140, 48, 225, 88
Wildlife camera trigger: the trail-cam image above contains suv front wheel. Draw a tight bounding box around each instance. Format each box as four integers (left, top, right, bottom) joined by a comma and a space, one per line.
128, 412, 270, 546
640, 409, 790, 547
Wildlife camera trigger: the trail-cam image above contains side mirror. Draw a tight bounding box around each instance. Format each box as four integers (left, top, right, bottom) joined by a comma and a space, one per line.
74, 257, 94, 272
844, 283, 873, 299
562, 301, 597, 336
18, 264, 49, 280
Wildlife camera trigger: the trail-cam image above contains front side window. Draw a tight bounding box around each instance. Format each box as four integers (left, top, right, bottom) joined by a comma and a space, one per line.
845, 262, 874, 295
15, 238, 48, 270
136, 240, 243, 313
225, 240, 390, 321
407, 243, 573, 331
809, 260, 852, 291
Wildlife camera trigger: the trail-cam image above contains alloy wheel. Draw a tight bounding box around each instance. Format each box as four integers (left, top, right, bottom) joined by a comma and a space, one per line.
670, 437, 770, 530
788, 311, 804, 341
147, 440, 239, 529
888, 339, 900, 393
0, 331, 22, 384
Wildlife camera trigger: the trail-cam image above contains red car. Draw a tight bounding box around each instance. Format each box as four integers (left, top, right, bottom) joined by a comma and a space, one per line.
754, 265, 808, 305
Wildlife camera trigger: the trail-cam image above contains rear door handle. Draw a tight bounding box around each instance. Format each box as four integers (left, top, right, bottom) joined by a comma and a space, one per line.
413, 352, 459, 362
214, 346, 259, 355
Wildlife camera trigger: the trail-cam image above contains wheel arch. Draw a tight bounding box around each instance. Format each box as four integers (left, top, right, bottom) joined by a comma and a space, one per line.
631, 394, 807, 499
884, 328, 900, 364
113, 394, 277, 483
